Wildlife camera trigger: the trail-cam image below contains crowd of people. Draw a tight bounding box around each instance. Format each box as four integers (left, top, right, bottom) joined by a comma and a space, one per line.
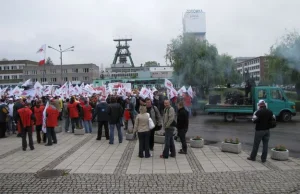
0, 90, 192, 159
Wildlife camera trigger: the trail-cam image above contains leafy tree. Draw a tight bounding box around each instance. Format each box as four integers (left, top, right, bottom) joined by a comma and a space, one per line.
266, 31, 300, 99
166, 34, 241, 86
45, 57, 54, 66
144, 61, 159, 67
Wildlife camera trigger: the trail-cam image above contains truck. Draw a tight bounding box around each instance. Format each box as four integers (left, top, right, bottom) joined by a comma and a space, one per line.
204, 86, 297, 122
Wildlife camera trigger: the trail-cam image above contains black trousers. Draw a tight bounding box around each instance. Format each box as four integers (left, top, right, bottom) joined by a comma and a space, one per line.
250, 130, 270, 161
97, 121, 109, 139
22, 127, 34, 149
0, 122, 6, 138
36, 125, 46, 143
138, 131, 150, 158
46, 127, 57, 145
177, 129, 187, 153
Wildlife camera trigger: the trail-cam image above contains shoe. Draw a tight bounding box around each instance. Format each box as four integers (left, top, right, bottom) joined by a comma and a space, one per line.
96, 138, 101, 140
30, 147, 34, 150
247, 157, 256, 161
160, 155, 168, 159
45, 144, 52, 146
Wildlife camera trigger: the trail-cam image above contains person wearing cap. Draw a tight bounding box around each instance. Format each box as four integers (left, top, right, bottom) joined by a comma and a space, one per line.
0, 99, 9, 138
45, 99, 59, 146
248, 100, 274, 163
33, 100, 46, 143
7, 98, 16, 135
16, 102, 36, 150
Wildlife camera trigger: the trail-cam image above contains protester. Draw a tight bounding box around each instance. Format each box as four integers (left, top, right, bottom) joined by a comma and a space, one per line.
33, 100, 46, 143
0, 99, 9, 138
134, 105, 151, 158
176, 101, 189, 154
82, 99, 93, 133
247, 100, 274, 163
93, 97, 110, 140
68, 96, 82, 133
108, 97, 123, 144
45, 99, 59, 146
145, 98, 162, 151
16, 102, 36, 150
161, 99, 176, 159
63, 98, 70, 132
7, 98, 15, 135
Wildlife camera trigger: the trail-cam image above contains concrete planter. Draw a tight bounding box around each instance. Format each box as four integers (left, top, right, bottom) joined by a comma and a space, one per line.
154, 135, 165, 144
74, 128, 85, 135
190, 138, 204, 148
271, 148, 289, 161
126, 133, 135, 140
54, 126, 62, 133
221, 142, 242, 154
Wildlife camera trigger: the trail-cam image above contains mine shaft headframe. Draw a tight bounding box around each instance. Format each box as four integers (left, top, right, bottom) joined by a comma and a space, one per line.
112, 38, 135, 67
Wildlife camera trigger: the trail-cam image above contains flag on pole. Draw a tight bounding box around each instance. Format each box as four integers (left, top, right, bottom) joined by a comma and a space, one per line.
36, 44, 46, 66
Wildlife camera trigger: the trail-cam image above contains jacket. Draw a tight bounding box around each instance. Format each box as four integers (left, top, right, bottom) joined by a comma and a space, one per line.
146, 106, 162, 127
34, 105, 45, 126
83, 104, 92, 121
108, 103, 123, 124
163, 106, 175, 129
253, 107, 274, 131
46, 105, 59, 127
0, 104, 9, 123
133, 113, 150, 133
17, 107, 35, 128
93, 101, 110, 122
177, 107, 189, 130
68, 102, 80, 118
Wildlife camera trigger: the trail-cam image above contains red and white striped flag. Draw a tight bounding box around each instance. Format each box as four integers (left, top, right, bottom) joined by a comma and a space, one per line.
36, 44, 46, 66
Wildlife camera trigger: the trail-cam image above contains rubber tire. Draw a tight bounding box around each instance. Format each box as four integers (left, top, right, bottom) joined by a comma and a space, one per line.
224, 113, 236, 122
281, 111, 292, 122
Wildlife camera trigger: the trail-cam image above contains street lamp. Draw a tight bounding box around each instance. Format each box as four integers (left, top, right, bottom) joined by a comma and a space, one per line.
48, 45, 74, 85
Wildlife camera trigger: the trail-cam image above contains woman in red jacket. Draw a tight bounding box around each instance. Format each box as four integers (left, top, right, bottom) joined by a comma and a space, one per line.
82, 100, 93, 133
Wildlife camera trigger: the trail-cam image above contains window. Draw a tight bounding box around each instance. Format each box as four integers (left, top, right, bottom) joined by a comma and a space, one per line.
41, 78, 47, 82
83, 68, 89, 73
4, 66, 9, 70
50, 78, 57, 82
72, 77, 78, 81
257, 89, 267, 99
271, 89, 283, 100
83, 76, 89, 81
72, 69, 78, 73
50, 69, 56, 74
12, 75, 17, 79
4, 76, 10, 80
63, 77, 68, 81
63, 69, 67, 73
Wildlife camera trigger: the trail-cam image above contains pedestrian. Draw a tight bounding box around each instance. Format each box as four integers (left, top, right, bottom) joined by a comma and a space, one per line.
0, 99, 9, 138
108, 97, 123, 144
133, 105, 151, 158
45, 99, 59, 146
145, 98, 162, 151
93, 97, 110, 140
63, 98, 70, 132
177, 101, 189, 154
16, 102, 36, 151
82, 99, 93, 133
7, 98, 16, 135
247, 100, 275, 163
160, 99, 176, 159
33, 100, 46, 143
68, 96, 82, 133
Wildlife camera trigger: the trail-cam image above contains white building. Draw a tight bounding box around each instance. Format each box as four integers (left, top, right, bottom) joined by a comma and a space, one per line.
236, 56, 267, 82
183, 9, 206, 40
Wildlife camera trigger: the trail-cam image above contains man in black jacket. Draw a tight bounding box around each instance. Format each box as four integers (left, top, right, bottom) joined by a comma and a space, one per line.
177, 101, 189, 154
93, 97, 110, 140
247, 100, 274, 163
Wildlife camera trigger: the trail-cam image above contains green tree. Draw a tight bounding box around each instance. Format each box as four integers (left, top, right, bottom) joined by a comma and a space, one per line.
144, 61, 159, 67
166, 34, 241, 86
45, 57, 54, 66
266, 31, 300, 98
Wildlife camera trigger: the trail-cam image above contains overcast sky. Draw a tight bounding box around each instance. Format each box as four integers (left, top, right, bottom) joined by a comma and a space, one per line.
1, 0, 299, 68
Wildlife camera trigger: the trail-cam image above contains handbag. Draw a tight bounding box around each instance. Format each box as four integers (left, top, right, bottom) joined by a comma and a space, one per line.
147, 113, 155, 129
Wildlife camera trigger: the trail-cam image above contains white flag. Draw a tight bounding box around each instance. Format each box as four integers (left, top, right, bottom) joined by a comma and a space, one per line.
187, 86, 194, 98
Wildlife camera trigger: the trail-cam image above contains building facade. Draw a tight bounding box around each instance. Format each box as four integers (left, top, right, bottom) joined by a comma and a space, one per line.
236, 56, 267, 82
183, 9, 206, 40
0, 60, 38, 87
23, 63, 99, 85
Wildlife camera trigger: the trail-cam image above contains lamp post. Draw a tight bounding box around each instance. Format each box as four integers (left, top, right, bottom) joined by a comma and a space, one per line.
48, 45, 74, 85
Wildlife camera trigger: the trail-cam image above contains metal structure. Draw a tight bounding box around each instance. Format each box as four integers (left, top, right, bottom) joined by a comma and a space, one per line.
112, 39, 134, 67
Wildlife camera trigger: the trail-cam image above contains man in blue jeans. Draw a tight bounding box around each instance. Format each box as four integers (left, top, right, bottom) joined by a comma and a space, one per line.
161, 100, 176, 159
108, 97, 123, 144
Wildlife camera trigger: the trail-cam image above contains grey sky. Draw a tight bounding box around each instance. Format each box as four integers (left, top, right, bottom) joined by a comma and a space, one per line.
1, 0, 299, 68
